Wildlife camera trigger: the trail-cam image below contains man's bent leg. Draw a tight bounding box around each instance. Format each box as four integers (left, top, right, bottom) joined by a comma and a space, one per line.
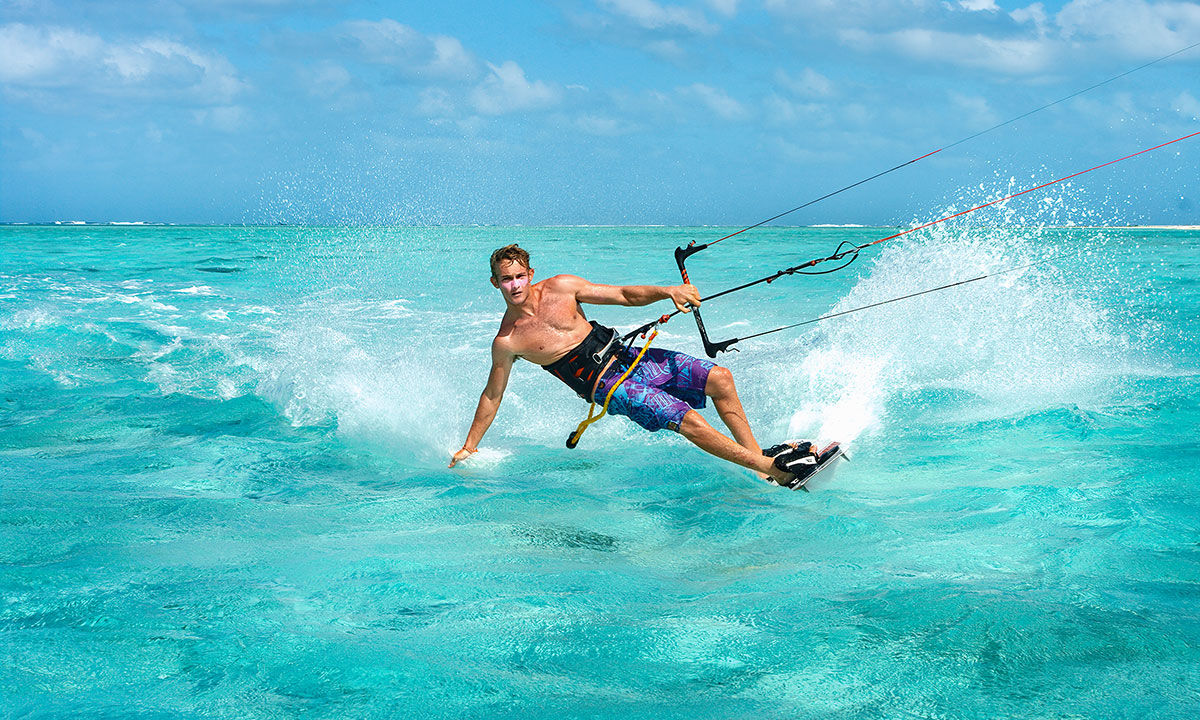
677, 410, 789, 485
703, 366, 762, 452
703, 366, 767, 477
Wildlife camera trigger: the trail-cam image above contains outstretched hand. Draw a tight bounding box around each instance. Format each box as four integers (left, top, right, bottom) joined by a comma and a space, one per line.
448, 446, 476, 468
669, 283, 701, 313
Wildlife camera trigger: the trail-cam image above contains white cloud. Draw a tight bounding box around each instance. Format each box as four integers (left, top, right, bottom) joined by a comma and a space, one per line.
1010, 3, 1050, 36
840, 27, 1056, 73
575, 114, 635, 135
0, 24, 102, 84
193, 105, 247, 132
0, 23, 246, 104
1056, 0, 1200, 57
1174, 91, 1200, 119
775, 67, 834, 97
426, 35, 475, 78
597, 0, 718, 34
470, 61, 560, 115
764, 0, 937, 27
417, 87, 456, 117
680, 82, 747, 120
645, 39, 687, 61
336, 19, 479, 80
763, 93, 825, 127
768, 0, 1200, 75
950, 92, 999, 126
306, 61, 353, 97
707, 0, 740, 16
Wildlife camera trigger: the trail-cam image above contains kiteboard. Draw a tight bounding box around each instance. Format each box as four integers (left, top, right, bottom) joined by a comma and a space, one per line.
763, 440, 846, 491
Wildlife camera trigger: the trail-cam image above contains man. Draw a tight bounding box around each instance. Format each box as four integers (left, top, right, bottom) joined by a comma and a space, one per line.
448, 244, 813, 487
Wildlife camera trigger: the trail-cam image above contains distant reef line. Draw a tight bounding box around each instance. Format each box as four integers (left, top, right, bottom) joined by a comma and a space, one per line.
2, 222, 1198, 230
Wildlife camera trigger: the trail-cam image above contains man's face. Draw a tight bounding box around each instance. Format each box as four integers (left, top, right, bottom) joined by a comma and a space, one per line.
491, 260, 533, 305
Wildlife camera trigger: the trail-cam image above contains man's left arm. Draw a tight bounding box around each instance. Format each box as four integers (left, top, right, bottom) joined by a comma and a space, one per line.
569, 276, 701, 312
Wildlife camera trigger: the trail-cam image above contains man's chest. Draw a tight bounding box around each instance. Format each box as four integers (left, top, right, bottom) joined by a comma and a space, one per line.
507, 299, 588, 359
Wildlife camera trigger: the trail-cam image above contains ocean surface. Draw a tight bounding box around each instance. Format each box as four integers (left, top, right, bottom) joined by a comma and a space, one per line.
2, 222, 1198, 718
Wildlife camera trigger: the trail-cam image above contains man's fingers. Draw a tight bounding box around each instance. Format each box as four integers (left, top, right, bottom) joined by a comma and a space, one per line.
672, 284, 700, 313
449, 447, 475, 468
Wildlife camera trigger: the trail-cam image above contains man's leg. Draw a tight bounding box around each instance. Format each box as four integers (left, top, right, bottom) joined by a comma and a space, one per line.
701, 365, 772, 479
677, 410, 791, 485
703, 366, 762, 455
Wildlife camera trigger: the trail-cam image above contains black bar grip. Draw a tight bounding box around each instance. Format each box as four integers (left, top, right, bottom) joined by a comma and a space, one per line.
675, 244, 737, 358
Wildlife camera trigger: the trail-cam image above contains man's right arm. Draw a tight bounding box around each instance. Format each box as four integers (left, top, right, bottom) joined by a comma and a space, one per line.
449, 339, 515, 468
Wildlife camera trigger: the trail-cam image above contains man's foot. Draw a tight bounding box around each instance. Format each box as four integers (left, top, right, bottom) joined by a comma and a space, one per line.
762, 441, 820, 490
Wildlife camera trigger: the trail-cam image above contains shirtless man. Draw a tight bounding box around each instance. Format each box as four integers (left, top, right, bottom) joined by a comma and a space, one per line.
448, 244, 806, 487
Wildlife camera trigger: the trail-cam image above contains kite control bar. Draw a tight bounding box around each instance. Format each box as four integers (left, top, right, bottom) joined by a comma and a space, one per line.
675, 243, 738, 358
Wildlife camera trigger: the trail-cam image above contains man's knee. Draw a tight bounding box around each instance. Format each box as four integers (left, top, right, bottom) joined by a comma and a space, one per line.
705, 366, 735, 397
675, 409, 707, 436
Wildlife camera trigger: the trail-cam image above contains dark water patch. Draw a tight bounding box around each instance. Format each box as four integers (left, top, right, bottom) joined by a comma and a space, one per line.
512, 525, 618, 552
196, 266, 242, 274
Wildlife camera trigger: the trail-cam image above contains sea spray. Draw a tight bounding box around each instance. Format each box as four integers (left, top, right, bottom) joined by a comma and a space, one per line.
779, 224, 1134, 447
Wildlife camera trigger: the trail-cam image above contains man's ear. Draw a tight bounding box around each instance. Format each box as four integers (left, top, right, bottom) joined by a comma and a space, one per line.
490, 276, 499, 288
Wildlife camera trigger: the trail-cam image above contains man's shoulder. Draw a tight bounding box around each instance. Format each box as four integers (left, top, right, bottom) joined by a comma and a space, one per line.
490, 329, 517, 357
541, 274, 587, 292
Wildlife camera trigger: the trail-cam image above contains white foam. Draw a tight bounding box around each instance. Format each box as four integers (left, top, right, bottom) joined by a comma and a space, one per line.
784, 221, 1130, 445
4, 307, 57, 329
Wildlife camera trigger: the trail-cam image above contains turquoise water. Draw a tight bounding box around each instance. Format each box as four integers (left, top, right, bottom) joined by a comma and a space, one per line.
2, 223, 1198, 718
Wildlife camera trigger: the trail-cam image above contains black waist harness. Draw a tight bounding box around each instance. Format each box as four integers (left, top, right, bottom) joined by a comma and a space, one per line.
541, 321, 621, 398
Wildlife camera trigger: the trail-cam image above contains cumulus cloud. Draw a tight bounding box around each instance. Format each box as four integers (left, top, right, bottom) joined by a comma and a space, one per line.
565, 0, 722, 61
1010, 3, 1051, 36
680, 82, 747, 120
769, 0, 1200, 75
574, 113, 636, 135
763, 0, 937, 28
470, 61, 560, 115
597, 0, 718, 34
840, 27, 1056, 74
304, 61, 353, 97
193, 105, 247, 132
1174, 90, 1200, 119
763, 93, 825, 127
775, 67, 834, 97
950, 92, 999, 126
417, 87, 457, 117
335, 19, 479, 81
1057, 0, 1200, 57
706, 0, 740, 16
0, 23, 246, 103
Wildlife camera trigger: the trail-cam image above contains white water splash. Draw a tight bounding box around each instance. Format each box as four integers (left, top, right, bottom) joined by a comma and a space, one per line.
782, 221, 1133, 447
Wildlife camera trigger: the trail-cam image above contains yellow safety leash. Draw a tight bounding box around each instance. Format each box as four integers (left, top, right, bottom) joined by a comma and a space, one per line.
566, 329, 658, 448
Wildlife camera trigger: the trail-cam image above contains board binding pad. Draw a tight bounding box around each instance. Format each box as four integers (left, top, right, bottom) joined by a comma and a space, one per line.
763, 441, 845, 491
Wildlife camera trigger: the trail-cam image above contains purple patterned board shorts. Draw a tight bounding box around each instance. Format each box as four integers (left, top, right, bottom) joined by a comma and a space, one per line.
592, 346, 716, 432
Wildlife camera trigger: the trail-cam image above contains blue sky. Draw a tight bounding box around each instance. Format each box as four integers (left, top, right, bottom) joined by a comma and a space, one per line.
1, 0, 1198, 224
